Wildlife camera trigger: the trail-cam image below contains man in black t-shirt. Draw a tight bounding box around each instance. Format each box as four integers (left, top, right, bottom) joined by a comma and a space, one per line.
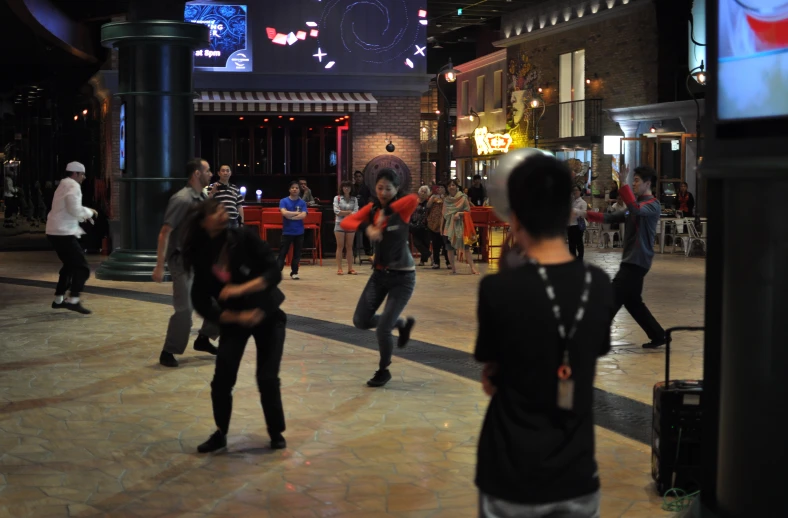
475, 155, 614, 518
467, 174, 487, 206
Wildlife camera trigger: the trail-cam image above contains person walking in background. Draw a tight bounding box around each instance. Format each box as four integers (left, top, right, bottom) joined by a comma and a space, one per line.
426, 184, 450, 269
278, 181, 308, 280
341, 169, 418, 388
409, 186, 433, 267
152, 158, 220, 367
209, 165, 244, 228
475, 155, 613, 518
443, 179, 479, 275
579, 165, 666, 349
181, 199, 288, 454
568, 185, 588, 259
46, 162, 97, 315
333, 180, 359, 275
677, 182, 695, 217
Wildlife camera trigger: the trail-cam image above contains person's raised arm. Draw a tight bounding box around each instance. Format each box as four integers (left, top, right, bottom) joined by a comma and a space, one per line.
340, 202, 373, 232
388, 194, 419, 223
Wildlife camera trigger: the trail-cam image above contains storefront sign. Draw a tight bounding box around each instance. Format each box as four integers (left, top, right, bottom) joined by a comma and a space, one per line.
185, 3, 252, 72
474, 127, 512, 155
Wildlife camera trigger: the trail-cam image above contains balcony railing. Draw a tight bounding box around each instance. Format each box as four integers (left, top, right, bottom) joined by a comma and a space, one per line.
538, 99, 602, 141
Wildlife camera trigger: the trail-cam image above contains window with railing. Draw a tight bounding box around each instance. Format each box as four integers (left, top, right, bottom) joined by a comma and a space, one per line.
559, 50, 586, 137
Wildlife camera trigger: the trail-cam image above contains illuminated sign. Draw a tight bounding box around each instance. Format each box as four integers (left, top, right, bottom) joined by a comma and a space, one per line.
185, 3, 252, 72
474, 127, 512, 155
119, 104, 126, 171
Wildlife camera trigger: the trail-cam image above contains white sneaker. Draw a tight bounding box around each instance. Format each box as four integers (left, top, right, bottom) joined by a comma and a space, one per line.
290, 273, 300, 280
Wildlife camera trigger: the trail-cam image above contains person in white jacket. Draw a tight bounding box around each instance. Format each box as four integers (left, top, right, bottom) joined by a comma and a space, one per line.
45, 162, 97, 314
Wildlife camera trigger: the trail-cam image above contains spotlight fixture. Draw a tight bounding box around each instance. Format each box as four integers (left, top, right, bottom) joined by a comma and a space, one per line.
386, 140, 395, 153
73, 115, 78, 121
82, 109, 88, 116
239, 116, 244, 120
650, 125, 657, 133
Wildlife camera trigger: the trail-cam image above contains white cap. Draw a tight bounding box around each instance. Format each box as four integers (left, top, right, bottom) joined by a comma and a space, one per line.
65, 161, 86, 173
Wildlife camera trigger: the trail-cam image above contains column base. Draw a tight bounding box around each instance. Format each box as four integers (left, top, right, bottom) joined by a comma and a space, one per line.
95, 249, 169, 282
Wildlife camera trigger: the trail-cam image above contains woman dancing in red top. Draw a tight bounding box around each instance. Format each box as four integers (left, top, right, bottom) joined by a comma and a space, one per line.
340, 169, 419, 387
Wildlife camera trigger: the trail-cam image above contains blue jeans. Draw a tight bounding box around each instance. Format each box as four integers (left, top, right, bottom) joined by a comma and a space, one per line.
479, 491, 601, 518
352, 269, 416, 369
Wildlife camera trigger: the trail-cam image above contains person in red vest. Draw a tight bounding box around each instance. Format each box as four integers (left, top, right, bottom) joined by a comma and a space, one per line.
577, 166, 666, 349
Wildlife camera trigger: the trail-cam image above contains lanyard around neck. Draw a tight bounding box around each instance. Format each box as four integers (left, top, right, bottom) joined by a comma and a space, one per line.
528, 259, 593, 345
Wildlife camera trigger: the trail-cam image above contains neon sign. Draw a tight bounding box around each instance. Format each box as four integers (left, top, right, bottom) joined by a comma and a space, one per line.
474, 127, 512, 155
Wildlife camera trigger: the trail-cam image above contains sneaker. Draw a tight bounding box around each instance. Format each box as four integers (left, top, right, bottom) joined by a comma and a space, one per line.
197, 430, 227, 453
193, 335, 218, 355
431, 264, 440, 270
366, 369, 392, 388
397, 317, 416, 348
159, 351, 179, 368
290, 273, 300, 280
642, 338, 666, 349
51, 301, 66, 310
63, 301, 91, 315
270, 434, 287, 450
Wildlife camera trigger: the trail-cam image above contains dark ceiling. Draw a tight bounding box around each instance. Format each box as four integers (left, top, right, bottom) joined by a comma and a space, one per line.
426, 0, 539, 43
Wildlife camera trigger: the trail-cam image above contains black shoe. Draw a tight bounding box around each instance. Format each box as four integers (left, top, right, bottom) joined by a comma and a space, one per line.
642, 338, 667, 349
367, 369, 392, 387
159, 351, 179, 368
63, 301, 91, 315
270, 434, 287, 450
193, 335, 218, 355
51, 301, 65, 309
197, 430, 227, 453
397, 317, 416, 348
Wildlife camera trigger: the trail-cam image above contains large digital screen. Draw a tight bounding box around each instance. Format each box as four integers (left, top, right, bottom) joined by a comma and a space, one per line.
259, 0, 427, 74
185, 3, 252, 72
718, 0, 788, 120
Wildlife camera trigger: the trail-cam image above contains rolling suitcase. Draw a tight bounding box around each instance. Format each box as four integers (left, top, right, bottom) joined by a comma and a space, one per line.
651, 326, 704, 495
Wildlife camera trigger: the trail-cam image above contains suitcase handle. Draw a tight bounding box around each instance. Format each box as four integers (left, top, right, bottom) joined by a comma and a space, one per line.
665, 326, 705, 386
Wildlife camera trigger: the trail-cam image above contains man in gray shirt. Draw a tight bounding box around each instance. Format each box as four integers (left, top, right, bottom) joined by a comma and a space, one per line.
579, 166, 666, 349
152, 158, 220, 367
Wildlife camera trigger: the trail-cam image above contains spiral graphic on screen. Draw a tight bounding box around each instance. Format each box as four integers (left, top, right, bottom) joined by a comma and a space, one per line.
318, 0, 420, 64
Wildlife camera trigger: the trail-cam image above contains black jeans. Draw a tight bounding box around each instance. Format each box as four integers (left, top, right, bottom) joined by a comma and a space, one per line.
4, 196, 18, 221
430, 230, 449, 266
211, 310, 287, 438
612, 263, 665, 341
277, 234, 304, 274
568, 225, 584, 260
411, 227, 431, 264
47, 235, 90, 297
353, 270, 416, 370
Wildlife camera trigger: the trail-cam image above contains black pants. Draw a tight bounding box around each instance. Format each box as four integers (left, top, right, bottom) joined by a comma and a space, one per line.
430, 230, 449, 266
353, 270, 416, 370
612, 263, 665, 341
47, 235, 90, 297
411, 227, 431, 264
567, 225, 584, 260
277, 234, 304, 274
4, 196, 18, 222
211, 311, 287, 438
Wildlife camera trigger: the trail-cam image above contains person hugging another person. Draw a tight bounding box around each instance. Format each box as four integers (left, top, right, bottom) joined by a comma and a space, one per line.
475, 154, 614, 518
333, 180, 359, 275
341, 168, 418, 388
443, 179, 479, 275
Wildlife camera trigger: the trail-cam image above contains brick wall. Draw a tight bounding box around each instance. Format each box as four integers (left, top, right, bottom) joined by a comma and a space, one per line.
507, 3, 658, 192
352, 96, 421, 193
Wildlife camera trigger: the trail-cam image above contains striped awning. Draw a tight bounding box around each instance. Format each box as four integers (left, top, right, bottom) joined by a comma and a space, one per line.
194, 91, 377, 114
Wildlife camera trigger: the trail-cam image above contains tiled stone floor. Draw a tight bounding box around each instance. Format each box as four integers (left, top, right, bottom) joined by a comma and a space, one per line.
0, 248, 705, 517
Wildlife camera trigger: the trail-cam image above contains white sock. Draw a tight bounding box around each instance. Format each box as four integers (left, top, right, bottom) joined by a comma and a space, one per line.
54, 295, 64, 304
67, 296, 80, 304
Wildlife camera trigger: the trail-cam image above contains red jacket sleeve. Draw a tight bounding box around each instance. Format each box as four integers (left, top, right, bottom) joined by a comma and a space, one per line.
389, 194, 419, 223
619, 184, 636, 206
340, 202, 373, 232
586, 211, 604, 223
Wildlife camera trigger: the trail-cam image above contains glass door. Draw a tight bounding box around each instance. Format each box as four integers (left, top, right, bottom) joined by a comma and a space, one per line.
655, 135, 682, 210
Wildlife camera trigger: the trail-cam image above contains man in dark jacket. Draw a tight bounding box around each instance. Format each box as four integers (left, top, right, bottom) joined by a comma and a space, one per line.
579, 166, 666, 348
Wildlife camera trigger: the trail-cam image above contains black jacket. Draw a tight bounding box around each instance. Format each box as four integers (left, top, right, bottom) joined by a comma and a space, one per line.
191, 227, 285, 323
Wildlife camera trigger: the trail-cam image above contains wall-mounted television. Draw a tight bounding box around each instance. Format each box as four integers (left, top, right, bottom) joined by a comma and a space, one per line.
185, 3, 252, 72
717, 0, 788, 121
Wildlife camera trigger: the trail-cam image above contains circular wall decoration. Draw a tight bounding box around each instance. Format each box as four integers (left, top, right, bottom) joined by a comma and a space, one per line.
363, 155, 411, 193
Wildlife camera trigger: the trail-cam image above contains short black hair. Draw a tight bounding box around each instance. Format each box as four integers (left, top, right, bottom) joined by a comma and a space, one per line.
185, 158, 204, 178
376, 168, 400, 188
473, 174, 482, 180
298, 178, 307, 183
288, 180, 300, 189
448, 178, 461, 189
633, 166, 656, 186
507, 154, 573, 239
354, 170, 363, 176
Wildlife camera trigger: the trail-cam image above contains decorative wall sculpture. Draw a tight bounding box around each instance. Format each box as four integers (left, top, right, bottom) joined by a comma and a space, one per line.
506, 48, 542, 150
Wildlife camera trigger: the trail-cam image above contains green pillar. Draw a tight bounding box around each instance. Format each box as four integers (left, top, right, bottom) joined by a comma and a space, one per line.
96, 19, 208, 281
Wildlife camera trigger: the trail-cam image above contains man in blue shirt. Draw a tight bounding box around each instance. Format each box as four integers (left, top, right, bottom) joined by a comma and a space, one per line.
278, 181, 308, 280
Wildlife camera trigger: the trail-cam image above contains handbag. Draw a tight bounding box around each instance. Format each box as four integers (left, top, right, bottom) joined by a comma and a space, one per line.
577, 216, 587, 233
